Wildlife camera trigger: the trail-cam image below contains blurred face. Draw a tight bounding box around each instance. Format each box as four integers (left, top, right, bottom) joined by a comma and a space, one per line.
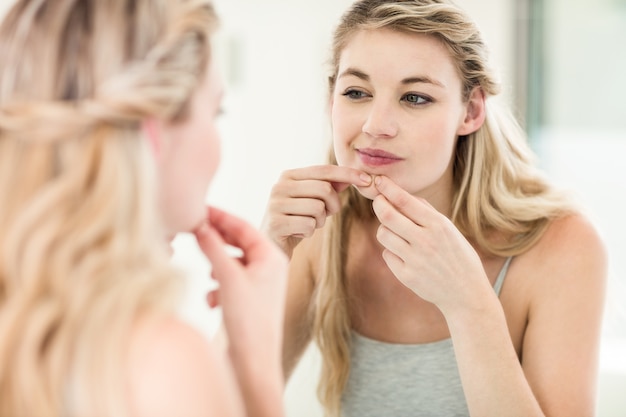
331, 29, 474, 208
158, 60, 223, 236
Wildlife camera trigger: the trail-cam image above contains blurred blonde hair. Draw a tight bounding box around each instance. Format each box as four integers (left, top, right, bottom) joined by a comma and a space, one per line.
313, 1, 574, 415
0, 0, 217, 416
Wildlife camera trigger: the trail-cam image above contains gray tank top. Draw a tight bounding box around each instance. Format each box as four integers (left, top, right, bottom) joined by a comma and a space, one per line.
341, 257, 513, 417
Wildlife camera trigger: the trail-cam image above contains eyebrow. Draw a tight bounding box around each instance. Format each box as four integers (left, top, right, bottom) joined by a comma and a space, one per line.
338, 67, 446, 88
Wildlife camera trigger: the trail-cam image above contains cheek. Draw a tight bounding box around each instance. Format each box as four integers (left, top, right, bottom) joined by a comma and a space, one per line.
331, 106, 358, 165
201, 125, 221, 183
168, 124, 221, 232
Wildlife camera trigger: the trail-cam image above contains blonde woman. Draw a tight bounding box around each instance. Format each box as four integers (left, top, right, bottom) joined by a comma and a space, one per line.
262, 0, 607, 416
0, 1, 287, 416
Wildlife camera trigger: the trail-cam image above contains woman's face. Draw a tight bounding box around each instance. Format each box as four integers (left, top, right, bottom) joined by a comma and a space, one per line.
158, 60, 223, 236
331, 29, 477, 206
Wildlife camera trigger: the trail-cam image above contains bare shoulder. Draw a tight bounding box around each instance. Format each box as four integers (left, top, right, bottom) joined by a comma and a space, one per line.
128, 314, 243, 417
510, 214, 608, 415
513, 211, 608, 323
540, 212, 605, 255
524, 212, 607, 281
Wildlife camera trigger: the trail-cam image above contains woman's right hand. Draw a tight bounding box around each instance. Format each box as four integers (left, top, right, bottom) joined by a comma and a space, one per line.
194, 206, 289, 417
261, 165, 372, 257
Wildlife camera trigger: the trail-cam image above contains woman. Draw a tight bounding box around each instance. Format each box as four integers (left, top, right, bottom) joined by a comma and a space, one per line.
262, 0, 607, 416
0, 1, 287, 416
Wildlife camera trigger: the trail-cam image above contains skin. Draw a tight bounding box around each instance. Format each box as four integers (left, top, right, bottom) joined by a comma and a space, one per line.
262, 28, 607, 417
155, 60, 224, 236
331, 29, 479, 207
130, 60, 288, 417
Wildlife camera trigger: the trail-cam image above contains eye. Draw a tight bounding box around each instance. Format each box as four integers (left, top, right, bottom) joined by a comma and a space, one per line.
342, 89, 370, 100
402, 93, 431, 105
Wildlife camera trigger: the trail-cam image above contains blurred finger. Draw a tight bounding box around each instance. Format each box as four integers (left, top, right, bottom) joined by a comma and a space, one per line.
194, 223, 241, 282
207, 206, 279, 265
206, 289, 220, 309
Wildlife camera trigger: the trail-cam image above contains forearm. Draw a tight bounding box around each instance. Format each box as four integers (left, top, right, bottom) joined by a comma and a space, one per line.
444, 296, 544, 417
229, 350, 285, 417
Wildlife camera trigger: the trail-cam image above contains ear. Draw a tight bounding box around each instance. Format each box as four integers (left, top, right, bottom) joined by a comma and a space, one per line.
457, 87, 486, 136
141, 118, 162, 158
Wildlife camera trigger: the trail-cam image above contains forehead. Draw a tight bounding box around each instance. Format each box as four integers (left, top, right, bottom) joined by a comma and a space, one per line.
337, 29, 460, 87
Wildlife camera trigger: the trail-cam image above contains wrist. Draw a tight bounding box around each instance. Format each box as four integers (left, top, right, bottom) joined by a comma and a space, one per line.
228, 350, 285, 417
441, 288, 503, 330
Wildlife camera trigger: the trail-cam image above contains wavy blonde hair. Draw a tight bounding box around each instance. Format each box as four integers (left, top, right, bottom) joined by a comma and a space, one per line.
0, 0, 217, 416
312, 0, 574, 415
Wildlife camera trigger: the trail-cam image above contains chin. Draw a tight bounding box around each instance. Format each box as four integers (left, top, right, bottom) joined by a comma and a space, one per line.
354, 182, 380, 200
165, 213, 205, 236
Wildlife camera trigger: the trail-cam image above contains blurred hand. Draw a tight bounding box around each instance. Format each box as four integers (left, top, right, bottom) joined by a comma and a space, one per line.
261, 165, 372, 257
194, 206, 288, 372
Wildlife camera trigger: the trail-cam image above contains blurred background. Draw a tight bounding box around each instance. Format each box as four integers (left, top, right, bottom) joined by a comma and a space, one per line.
1, 0, 624, 415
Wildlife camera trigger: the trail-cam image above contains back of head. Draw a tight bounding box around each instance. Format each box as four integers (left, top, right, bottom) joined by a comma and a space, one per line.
0, 1, 217, 416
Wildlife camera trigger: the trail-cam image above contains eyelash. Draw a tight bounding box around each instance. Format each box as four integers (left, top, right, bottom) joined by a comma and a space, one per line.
342, 89, 369, 100
401, 93, 432, 106
341, 89, 433, 106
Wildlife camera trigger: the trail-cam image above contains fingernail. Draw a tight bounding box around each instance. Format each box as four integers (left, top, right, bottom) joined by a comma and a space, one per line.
360, 173, 372, 185
374, 176, 382, 186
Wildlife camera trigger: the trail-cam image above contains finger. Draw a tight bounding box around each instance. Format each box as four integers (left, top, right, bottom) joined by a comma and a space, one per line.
265, 213, 319, 240
381, 249, 406, 284
207, 206, 279, 265
274, 197, 329, 227
373, 176, 438, 226
376, 223, 411, 258
373, 194, 421, 240
194, 223, 242, 282
286, 165, 372, 190
206, 289, 220, 309
279, 180, 345, 215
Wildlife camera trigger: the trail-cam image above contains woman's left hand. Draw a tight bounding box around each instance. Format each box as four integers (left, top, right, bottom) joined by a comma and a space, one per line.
371, 175, 493, 314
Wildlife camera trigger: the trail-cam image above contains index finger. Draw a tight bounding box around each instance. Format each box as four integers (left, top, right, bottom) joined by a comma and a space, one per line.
373, 176, 438, 226
207, 206, 279, 264
288, 165, 372, 192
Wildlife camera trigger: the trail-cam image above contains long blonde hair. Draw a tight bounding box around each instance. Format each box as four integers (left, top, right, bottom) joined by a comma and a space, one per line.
0, 1, 217, 416
312, 1, 573, 415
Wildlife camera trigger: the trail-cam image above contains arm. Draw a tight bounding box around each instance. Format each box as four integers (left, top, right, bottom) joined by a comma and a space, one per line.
372, 176, 607, 417
282, 231, 320, 380
447, 214, 606, 417
258, 164, 370, 378
516, 214, 606, 415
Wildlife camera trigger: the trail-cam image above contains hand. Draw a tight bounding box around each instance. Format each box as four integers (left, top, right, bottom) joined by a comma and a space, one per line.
261, 165, 372, 257
371, 176, 491, 314
194, 206, 288, 373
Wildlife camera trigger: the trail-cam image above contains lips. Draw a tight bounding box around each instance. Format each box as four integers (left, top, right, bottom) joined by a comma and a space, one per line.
356, 148, 402, 167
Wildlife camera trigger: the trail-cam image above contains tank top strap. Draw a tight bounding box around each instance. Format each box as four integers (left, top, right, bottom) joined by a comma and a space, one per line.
493, 256, 513, 296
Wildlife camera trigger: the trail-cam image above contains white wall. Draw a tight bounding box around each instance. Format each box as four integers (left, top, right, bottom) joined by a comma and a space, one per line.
0, 1, 11, 17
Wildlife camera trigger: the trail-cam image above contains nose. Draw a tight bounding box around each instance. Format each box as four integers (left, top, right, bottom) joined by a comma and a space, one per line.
362, 99, 399, 138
